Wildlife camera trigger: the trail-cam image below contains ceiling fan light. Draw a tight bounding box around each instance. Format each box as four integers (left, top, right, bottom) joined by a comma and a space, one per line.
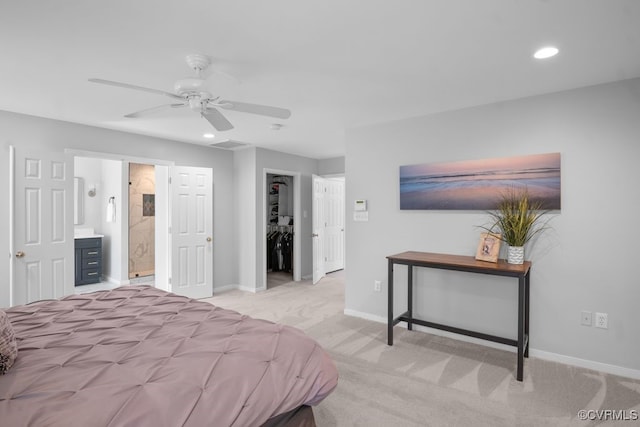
533, 46, 559, 59
188, 97, 201, 110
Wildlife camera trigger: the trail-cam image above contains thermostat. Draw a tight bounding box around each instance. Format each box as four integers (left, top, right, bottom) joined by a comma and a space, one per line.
354, 199, 367, 211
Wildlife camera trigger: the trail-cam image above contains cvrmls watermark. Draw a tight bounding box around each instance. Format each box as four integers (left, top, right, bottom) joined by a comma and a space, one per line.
577, 409, 638, 421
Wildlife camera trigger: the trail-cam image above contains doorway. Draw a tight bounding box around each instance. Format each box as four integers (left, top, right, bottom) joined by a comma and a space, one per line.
266, 173, 294, 289
262, 169, 301, 291
72, 156, 169, 292
128, 163, 156, 281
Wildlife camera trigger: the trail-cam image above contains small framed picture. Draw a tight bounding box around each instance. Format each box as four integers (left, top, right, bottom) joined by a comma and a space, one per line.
475, 232, 501, 263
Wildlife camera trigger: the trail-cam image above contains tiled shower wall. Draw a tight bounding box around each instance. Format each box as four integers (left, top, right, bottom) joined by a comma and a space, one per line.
129, 163, 155, 278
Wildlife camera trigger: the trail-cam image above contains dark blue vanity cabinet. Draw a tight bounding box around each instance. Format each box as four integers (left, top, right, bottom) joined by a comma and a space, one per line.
74, 237, 102, 285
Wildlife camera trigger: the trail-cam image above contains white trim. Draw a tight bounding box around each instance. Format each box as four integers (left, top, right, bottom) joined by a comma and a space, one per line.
103, 275, 124, 285
321, 173, 345, 180
344, 309, 640, 380
213, 284, 239, 294
8, 146, 15, 307
302, 274, 312, 280
343, 309, 386, 323
65, 148, 174, 167
530, 349, 640, 380
238, 284, 266, 293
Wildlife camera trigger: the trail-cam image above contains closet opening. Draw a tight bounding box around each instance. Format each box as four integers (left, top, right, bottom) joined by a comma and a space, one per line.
266, 173, 294, 289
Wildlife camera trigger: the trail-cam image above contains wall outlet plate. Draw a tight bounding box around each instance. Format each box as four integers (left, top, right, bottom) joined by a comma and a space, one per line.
595, 312, 608, 329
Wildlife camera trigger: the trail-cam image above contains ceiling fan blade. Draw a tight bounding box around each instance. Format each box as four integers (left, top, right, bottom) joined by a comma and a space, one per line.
124, 103, 186, 118
218, 100, 291, 119
89, 78, 184, 100
202, 108, 234, 131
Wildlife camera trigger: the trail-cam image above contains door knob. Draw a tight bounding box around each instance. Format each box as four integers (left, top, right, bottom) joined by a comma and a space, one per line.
15, 251, 25, 258
206, 237, 212, 242
312, 233, 318, 237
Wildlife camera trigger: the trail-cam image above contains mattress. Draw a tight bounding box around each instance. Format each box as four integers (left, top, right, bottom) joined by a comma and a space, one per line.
0, 285, 338, 426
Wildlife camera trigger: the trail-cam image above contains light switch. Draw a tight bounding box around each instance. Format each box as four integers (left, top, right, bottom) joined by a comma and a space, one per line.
353, 211, 369, 222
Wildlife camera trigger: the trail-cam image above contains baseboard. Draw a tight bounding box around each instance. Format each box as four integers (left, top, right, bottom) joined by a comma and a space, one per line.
530, 349, 640, 380
213, 284, 239, 294
104, 276, 125, 286
238, 285, 266, 293
343, 308, 640, 380
302, 274, 312, 280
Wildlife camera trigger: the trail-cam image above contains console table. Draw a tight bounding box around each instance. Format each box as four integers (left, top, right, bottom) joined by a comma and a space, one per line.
387, 251, 531, 381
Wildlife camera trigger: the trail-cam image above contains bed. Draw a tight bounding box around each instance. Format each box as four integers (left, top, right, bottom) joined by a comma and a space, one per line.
0, 285, 338, 426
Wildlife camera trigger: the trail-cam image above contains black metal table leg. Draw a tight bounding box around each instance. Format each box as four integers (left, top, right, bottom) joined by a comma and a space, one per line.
524, 270, 530, 358
407, 265, 413, 331
387, 259, 394, 346
517, 274, 525, 381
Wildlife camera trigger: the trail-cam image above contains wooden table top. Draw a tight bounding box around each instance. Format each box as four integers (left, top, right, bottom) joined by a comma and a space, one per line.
387, 251, 531, 275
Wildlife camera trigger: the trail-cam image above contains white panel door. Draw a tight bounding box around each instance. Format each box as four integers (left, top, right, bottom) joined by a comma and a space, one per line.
171, 166, 213, 299
12, 147, 73, 305
312, 175, 326, 284
324, 179, 345, 273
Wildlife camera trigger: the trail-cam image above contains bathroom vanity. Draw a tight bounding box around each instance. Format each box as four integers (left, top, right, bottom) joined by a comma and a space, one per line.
74, 236, 103, 285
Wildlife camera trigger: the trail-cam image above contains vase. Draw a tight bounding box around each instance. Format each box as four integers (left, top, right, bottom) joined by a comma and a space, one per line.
507, 246, 524, 264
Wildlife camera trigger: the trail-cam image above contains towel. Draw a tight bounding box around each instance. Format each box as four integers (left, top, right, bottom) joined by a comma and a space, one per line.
106, 197, 116, 223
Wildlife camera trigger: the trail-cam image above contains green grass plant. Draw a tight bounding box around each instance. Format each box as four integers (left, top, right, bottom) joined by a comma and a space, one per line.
482, 187, 551, 247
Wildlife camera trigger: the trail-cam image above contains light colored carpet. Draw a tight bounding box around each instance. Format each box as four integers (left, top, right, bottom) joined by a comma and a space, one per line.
267, 271, 294, 289
204, 271, 640, 426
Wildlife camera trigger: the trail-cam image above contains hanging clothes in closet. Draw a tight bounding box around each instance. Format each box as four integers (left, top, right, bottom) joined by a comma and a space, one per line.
267, 227, 293, 272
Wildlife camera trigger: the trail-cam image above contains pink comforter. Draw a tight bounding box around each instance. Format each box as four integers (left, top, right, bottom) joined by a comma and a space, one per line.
0, 286, 338, 426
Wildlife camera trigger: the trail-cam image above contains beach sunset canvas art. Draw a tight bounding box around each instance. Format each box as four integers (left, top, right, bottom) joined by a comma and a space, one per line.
400, 152, 561, 210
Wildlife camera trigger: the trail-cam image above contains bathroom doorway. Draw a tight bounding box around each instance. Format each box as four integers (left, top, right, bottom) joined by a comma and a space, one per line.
72, 153, 170, 293
128, 163, 155, 281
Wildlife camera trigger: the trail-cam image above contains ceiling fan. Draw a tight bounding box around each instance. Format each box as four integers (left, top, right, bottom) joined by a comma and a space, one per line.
89, 54, 291, 131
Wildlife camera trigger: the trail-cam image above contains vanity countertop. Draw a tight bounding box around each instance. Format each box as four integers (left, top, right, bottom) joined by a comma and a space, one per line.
75, 234, 104, 239
74, 227, 103, 239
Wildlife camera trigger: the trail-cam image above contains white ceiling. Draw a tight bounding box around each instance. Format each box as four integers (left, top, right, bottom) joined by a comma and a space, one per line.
1, 1, 639, 159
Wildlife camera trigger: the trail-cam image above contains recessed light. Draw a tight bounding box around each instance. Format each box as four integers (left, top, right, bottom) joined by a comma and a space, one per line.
203, 133, 215, 139
533, 46, 559, 59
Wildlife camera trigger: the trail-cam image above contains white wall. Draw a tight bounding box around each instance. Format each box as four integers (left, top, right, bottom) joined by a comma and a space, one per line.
74, 157, 125, 284
345, 78, 640, 375
255, 148, 318, 288
233, 147, 323, 291
1, 110, 237, 307
233, 147, 257, 292
318, 156, 345, 176
101, 159, 125, 284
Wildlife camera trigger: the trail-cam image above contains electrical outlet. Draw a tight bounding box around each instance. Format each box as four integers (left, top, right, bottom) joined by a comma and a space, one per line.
374, 280, 381, 292
595, 312, 608, 329
581, 311, 592, 326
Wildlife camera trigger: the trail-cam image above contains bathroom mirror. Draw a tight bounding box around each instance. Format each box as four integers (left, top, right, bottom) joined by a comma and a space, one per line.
74, 177, 84, 225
